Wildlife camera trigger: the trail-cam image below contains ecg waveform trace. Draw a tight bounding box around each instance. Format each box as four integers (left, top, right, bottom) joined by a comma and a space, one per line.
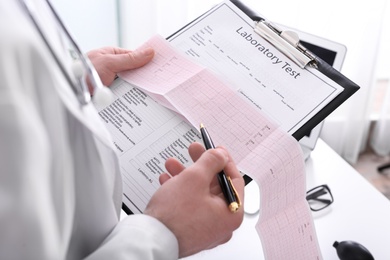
119, 34, 322, 259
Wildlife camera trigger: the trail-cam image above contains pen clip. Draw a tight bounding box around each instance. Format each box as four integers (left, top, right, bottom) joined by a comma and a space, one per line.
227, 176, 241, 209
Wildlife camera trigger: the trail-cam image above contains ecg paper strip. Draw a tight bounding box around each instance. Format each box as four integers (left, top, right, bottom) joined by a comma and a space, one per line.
241, 130, 321, 259
119, 35, 322, 259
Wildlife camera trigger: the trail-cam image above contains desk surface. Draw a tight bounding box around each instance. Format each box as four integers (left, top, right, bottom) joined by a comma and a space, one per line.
183, 139, 390, 259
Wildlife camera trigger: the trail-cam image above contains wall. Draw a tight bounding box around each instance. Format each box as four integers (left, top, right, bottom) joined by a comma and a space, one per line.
50, 0, 119, 52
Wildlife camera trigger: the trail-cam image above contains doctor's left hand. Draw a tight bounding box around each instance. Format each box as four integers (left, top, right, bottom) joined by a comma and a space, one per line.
88, 46, 154, 87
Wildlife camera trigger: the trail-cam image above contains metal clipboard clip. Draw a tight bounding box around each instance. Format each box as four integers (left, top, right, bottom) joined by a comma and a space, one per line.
254, 20, 317, 69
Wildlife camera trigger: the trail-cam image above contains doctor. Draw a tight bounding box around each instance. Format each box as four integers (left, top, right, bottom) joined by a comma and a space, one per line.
0, 0, 244, 259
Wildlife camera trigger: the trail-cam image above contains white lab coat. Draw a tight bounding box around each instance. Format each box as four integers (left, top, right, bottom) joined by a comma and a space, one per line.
0, 1, 178, 259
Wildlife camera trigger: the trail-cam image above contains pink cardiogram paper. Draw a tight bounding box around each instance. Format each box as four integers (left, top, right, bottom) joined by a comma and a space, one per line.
119, 35, 322, 260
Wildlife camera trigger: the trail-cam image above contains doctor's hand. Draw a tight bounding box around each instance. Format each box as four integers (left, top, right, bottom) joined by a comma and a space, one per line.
87, 46, 154, 87
144, 142, 245, 258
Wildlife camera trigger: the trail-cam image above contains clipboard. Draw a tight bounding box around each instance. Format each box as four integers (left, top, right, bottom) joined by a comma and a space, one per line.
118, 0, 360, 214
230, 0, 359, 140
168, 0, 359, 141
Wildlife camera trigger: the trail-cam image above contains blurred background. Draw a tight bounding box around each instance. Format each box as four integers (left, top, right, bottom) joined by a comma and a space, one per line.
51, 0, 390, 195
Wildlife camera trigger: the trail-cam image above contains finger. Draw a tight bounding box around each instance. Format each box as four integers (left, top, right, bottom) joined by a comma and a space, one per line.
204, 146, 244, 201
188, 142, 205, 162
159, 173, 171, 185
218, 146, 245, 202
111, 47, 155, 73
209, 177, 223, 195
126, 47, 155, 69
165, 157, 185, 177
217, 146, 240, 179
188, 147, 229, 183
111, 47, 133, 55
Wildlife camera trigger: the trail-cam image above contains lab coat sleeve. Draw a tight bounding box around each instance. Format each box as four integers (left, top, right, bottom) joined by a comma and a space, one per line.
1, 2, 179, 259
85, 214, 179, 260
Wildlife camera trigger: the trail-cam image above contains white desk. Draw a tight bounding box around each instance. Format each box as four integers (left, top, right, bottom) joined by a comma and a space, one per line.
183, 139, 390, 259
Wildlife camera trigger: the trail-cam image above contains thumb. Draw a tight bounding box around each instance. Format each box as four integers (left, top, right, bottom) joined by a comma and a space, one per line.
111, 47, 155, 73
190, 148, 229, 182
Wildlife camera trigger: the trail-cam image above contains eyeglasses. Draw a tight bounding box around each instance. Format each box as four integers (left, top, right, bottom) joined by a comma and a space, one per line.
19, 0, 112, 107
306, 184, 334, 212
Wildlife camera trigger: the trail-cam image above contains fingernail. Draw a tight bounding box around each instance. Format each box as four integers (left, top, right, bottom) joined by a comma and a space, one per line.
138, 47, 154, 57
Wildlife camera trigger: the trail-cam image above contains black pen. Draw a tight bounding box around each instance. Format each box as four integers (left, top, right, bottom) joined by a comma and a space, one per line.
200, 123, 241, 212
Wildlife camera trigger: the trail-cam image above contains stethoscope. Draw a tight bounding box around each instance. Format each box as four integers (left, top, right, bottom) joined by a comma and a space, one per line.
19, 0, 113, 107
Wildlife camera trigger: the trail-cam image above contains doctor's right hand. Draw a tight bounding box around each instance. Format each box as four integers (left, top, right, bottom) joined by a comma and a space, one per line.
144, 142, 245, 258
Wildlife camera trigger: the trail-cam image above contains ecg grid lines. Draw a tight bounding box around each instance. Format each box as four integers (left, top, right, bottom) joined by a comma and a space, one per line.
245, 130, 322, 259
120, 34, 322, 259
167, 69, 276, 164
119, 35, 204, 96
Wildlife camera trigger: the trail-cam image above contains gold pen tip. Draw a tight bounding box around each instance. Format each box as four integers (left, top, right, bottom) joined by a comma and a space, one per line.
229, 202, 239, 213
200, 123, 204, 128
